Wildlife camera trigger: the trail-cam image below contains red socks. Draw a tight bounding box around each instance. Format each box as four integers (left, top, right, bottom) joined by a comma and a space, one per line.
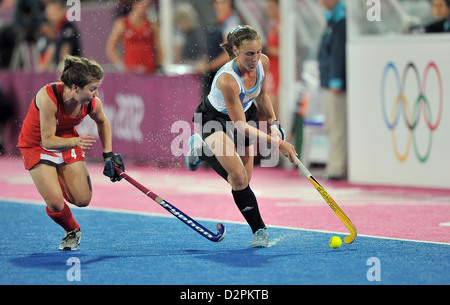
46, 203, 80, 232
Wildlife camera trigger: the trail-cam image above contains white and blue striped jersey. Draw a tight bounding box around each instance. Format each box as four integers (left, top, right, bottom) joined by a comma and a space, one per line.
207, 59, 265, 115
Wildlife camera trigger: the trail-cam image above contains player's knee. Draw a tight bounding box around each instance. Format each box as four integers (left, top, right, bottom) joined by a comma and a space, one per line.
74, 201, 90, 208
46, 199, 65, 212
71, 194, 92, 208
228, 168, 249, 190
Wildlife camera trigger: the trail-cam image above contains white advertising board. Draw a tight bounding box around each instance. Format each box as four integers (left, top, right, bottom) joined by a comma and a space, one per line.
347, 36, 450, 189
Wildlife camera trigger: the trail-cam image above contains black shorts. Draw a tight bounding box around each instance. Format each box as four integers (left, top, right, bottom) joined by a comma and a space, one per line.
193, 97, 259, 147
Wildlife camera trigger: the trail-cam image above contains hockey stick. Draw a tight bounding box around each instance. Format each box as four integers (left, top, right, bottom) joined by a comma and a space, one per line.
295, 157, 357, 244
114, 167, 226, 242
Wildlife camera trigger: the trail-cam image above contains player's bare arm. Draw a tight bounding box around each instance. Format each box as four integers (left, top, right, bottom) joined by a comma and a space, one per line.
38, 87, 78, 150
38, 87, 95, 151
219, 73, 297, 162
89, 97, 112, 153
255, 54, 277, 124
219, 73, 271, 145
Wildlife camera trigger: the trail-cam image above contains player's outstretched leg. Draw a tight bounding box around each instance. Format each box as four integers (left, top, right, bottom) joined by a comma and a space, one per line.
186, 134, 204, 171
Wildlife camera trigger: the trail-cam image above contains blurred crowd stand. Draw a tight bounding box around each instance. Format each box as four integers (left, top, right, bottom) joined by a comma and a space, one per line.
1, 0, 447, 164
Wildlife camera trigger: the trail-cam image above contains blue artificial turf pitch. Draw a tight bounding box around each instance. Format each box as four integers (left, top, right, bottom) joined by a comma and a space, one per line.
1, 199, 449, 286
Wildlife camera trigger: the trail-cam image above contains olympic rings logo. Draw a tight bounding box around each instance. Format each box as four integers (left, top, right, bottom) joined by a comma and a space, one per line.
381, 61, 443, 163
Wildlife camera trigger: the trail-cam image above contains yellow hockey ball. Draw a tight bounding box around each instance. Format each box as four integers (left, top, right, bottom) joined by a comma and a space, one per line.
329, 236, 342, 249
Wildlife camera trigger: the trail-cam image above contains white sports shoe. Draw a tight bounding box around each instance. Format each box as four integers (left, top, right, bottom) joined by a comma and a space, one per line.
185, 134, 204, 171
59, 229, 81, 251
251, 227, 269, 248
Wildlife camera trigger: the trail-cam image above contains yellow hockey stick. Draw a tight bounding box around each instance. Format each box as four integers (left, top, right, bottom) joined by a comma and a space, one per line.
295, 157, 357, 244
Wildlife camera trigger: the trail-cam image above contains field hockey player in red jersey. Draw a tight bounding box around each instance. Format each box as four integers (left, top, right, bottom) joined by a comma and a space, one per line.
17, 55, 125, 250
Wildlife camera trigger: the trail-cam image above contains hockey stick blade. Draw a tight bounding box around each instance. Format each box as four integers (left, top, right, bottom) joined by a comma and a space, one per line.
114, 167, 226, 242
295, 157, 357, 244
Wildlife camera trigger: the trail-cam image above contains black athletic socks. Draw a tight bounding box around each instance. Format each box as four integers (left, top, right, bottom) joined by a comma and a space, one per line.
196, 141, 265, 233
232, 185, 265, 234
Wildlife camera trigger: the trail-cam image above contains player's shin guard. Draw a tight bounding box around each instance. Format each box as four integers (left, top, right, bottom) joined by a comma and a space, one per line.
232, 185, 265, 234
46, 202, 80, 232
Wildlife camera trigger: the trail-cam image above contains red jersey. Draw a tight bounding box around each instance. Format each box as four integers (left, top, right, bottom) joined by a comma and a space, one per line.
18, 82, 95, 170
266, 26, 280, 94
18, 82, 95, 148
122, 16, 156, 73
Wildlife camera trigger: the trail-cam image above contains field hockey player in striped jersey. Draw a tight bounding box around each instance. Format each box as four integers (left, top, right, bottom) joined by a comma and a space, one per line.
186, 25, 298, 247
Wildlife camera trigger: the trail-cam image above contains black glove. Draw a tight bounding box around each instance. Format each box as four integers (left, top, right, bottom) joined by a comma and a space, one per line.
103, 152, 125, 182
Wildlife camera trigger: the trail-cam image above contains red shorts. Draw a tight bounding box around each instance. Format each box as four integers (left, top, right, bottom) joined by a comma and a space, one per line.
20, 145, 86, 170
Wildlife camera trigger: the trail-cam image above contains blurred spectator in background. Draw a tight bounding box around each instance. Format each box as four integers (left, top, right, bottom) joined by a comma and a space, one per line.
1, 0, 15, 10
0, 84, 15, 155
38, 0, 82, 72
0, 23, 15, 69
195, 0, 241, 99
106, 0, 163, 74
173, 3, 205, 65
264, 0, 280, 119
2, 0, 46, 70
114, 0, 133, 18
318, 0, 347, 181
425, 0, 450, 32
431, 0, 450, 19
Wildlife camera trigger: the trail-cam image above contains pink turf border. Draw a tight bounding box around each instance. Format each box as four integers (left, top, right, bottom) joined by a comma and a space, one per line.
1, 156, 449, 244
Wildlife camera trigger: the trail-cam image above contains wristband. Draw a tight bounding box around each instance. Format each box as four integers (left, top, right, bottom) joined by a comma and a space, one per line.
103, 152, 113, 160
270, 120, 279, 126
274, 139, 283, 154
